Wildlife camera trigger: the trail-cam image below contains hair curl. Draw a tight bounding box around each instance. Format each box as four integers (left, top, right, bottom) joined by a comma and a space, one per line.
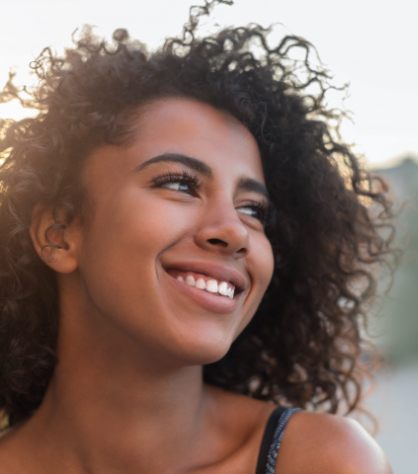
0, 0, 396, 428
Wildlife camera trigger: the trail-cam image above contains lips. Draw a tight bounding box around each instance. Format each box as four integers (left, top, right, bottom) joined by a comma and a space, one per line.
162, 260, 248, 296
160, 260, 249, 314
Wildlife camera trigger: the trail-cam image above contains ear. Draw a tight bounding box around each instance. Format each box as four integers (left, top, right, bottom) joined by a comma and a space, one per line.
30, 204, 81, 274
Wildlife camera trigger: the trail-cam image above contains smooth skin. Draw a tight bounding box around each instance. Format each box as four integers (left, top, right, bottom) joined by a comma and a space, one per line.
0, 98, 391, 473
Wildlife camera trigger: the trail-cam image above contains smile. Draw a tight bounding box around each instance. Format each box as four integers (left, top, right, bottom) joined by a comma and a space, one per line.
169, 270, 235, 299
163, 265, 246, 314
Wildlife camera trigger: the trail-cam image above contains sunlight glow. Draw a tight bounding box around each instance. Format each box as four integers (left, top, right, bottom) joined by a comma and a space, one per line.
0, 0, 416, 168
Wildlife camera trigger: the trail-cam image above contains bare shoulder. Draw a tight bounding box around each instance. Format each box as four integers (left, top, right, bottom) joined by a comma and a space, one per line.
275, 411, 392, 474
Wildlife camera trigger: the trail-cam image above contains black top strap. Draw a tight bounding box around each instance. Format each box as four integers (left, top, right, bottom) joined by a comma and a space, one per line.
255, 406, 286, 474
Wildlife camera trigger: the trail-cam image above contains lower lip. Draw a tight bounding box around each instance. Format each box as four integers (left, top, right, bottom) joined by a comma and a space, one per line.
163, 270, 241, 314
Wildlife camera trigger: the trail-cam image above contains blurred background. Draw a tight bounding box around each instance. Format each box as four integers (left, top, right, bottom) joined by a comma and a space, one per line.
1, 0, 417, 471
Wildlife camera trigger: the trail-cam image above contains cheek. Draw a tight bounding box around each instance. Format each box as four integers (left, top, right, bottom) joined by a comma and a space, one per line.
77, 189, 198, 302
254, 235, 274, 293
244, 236, 274, 314
88, 187, 192, 248
232, 236, 273, 338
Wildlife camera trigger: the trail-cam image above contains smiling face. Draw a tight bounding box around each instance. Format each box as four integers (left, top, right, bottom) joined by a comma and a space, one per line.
67, 97, 274, 366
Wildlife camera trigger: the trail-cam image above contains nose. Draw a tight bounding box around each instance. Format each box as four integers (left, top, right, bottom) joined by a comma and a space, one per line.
194, 202, 249, 257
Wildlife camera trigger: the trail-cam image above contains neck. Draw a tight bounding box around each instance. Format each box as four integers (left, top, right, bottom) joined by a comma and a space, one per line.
36, 363, 209, 473
26, 340, 218, 474
21, 290, 222, 474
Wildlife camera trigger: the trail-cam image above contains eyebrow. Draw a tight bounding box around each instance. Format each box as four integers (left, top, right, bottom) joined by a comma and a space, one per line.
133, 152, 270, 200
134, 153, 212, 177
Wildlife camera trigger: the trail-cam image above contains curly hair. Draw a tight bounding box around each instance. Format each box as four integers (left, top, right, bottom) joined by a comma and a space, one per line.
0, 0, 395, 429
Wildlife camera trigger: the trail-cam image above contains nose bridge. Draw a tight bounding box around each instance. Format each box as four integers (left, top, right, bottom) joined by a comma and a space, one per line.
194, 193, 249, 255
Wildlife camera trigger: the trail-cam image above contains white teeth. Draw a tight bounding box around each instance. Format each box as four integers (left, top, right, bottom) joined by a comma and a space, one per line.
176, 273, 236, 299
206, 279, 218, 293
218, 281, 229, 296
185, 275, 195, 286
195, 278, 206, 289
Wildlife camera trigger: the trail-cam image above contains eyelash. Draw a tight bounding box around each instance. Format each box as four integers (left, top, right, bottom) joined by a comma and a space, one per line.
151, 171, 201, 195
150, 171, 269, 225
239, 200, 268, 224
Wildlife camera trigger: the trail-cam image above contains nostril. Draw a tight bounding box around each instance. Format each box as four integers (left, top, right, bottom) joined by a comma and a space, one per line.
207, 238, 228, 247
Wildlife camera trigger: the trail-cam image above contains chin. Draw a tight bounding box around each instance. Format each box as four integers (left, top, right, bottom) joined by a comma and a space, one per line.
174, 333, 233, 366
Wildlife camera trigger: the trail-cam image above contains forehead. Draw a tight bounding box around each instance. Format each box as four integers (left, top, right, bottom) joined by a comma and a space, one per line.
82, 97, 265, 196
130, 97, 264, 179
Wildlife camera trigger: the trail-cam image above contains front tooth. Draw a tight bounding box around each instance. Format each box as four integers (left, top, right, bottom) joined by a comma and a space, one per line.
218, 281, 229, 296
206, 279, 218, 293
195, 278, 206, 290
185, 275, 196, 287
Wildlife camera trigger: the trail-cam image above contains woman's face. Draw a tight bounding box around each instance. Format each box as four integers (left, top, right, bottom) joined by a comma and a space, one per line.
72, 97, 274, 365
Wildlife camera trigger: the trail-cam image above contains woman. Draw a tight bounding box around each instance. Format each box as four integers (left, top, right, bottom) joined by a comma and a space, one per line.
0, 1, 394, 472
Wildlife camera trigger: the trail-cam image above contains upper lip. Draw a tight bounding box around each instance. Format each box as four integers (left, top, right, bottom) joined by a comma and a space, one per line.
162, 260, 249, 293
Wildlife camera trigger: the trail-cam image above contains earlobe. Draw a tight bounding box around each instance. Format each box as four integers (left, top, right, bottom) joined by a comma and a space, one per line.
30, 204, 80, 274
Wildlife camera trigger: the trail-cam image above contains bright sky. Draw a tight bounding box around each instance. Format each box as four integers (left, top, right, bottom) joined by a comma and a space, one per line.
1, 0, 416, 168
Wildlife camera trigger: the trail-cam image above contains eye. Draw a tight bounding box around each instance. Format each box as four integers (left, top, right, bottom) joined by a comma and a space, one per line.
237, 201, 268, 225
151, 171, 200, 196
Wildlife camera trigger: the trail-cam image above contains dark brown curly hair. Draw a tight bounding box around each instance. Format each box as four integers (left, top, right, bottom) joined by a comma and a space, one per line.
0, 0, 395, 429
